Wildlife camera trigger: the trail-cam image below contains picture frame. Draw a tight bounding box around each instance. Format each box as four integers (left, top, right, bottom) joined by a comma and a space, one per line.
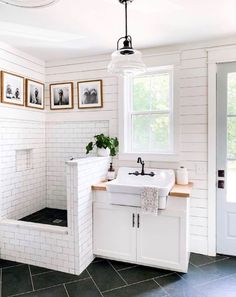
78, 80, 103, 109
1, 71, 24, 106
26, 79, 45, 110
50, 82, 74, 110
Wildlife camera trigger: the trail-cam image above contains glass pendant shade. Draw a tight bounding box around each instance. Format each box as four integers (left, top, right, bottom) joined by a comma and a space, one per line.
108, 49, 146, 76
108, 0, 146, 76
0, 0, 59, 8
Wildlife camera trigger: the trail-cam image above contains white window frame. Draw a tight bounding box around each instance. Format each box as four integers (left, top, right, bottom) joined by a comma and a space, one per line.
119, 65, 179, 162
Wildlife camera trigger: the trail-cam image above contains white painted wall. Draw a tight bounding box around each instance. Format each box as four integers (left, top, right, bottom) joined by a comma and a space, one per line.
0, 43, 46, 220
45, 45, 209, 255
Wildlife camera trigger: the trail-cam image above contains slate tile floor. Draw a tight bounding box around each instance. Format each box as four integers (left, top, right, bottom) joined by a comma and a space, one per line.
1, 254, 236, 297
20, 208, 67, 227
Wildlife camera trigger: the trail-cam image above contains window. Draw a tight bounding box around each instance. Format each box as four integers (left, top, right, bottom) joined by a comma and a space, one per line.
120, 66, 177, 160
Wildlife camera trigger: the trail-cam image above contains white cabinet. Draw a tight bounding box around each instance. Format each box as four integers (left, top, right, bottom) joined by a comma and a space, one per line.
93, 203, 136, 262
136, 211, 188, 271
93, 192, 189, 272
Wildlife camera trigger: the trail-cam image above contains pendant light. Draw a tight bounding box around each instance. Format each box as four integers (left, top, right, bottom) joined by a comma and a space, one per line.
0, 0, 59, 8
108, 0, 146, 76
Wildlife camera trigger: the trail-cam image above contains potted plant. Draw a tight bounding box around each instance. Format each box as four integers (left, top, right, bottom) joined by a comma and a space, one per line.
86, 134, 119, 157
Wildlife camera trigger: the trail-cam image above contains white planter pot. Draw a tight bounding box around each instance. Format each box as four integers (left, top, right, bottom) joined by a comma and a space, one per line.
97, 147, 110, 157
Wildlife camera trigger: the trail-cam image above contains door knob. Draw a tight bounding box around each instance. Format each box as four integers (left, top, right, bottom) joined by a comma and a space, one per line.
218, 170, 225, 178
218, 180, 225, 189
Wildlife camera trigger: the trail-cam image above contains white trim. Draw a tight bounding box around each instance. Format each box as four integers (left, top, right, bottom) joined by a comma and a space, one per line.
207, 45, 236, 256
0, 219, 69, 234
119, 152, 179, 162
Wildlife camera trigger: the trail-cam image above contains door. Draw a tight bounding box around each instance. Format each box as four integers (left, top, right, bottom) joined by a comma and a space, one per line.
93, 203, 137, 262
217, 62, 236, 255
136, 211, 187, 271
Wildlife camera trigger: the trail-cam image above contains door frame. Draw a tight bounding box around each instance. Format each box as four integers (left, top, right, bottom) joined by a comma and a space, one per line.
207, 45, 236, 256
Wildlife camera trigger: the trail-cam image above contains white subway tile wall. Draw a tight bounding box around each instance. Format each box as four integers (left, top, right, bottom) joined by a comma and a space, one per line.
0, 157, 109, 274
67, 157, 110, 273
0, 119, 46, 220
46, 121, 109, 209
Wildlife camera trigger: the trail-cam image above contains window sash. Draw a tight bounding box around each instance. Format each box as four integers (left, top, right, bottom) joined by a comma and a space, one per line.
130, 113, 171, 153
126, 68, 174, 154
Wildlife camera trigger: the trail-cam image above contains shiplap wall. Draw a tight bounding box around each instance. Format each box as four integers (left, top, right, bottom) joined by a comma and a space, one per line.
45, 47, 208, 254
0, 42, 46, 220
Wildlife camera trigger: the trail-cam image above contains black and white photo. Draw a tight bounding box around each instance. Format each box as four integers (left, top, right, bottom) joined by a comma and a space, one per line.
1, 71, 24, 106
50, 82, 73, 110
26, 79, 44, 109
78, 80, 103, 109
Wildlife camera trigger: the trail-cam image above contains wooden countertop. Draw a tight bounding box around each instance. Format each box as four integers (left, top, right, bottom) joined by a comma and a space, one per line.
91, 181, 193, 198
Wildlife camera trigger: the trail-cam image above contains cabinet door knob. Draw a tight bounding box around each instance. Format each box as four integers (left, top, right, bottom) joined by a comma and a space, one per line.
132, 213, 135, 227
137, 214, 140, 228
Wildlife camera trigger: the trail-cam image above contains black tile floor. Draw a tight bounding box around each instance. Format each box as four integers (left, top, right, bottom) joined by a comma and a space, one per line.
1, 254, 236, 297
19, 208, 67, 227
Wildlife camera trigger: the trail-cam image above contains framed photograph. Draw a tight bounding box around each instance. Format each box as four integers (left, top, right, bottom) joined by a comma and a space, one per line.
1, 71, 24, 106
26, 79, 45, 109
78, 80, 103, 109
50, 82, 73, 110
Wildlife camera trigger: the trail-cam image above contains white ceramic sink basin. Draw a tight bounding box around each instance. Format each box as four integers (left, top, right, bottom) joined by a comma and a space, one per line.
106, 167, 175, 208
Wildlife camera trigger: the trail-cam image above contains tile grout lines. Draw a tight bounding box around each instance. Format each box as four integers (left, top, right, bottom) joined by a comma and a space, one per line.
8, 285, 63, 297
107, 260, 129, 286
153, 278, 170, 297
28, 265, 35, 291
63, 284, 70, 297
86, 268, 104, 297
1, 264, 25, 270
29, 270, 52, 277
101, 272, 175, 294
192, 256, 230, 268
8, 276, 92, 297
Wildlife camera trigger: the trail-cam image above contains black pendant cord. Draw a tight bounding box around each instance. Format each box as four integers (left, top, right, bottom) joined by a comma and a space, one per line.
116, 0, 133, 52
125, 0, 128, 38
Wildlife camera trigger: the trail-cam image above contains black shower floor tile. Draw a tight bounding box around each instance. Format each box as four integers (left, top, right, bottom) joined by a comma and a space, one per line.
20, 207, 67, 227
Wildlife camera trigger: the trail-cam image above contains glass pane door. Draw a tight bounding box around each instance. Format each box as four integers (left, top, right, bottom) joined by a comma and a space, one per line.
227, 73, 236, 202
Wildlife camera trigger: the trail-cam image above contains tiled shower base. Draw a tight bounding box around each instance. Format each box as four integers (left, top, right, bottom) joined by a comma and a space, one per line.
20, 207, 67, 227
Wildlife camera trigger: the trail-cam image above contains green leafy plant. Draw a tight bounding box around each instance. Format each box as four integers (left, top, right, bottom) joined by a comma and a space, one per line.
86, 134, 119, 157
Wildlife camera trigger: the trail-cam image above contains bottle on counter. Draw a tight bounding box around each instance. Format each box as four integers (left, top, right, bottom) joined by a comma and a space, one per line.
176, 166, 189, 185
107, 163, 116, 181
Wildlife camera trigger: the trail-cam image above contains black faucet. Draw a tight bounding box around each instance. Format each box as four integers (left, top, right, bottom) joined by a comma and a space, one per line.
129, 157, 155, 177
137, 157, 145, 175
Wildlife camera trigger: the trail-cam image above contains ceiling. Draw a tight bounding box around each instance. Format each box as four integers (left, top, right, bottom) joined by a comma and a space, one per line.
0, 0, 236, 61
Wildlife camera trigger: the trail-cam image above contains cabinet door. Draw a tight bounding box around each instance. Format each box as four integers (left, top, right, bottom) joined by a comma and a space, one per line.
93, 203, 137, 262
136, 211, 188, 271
